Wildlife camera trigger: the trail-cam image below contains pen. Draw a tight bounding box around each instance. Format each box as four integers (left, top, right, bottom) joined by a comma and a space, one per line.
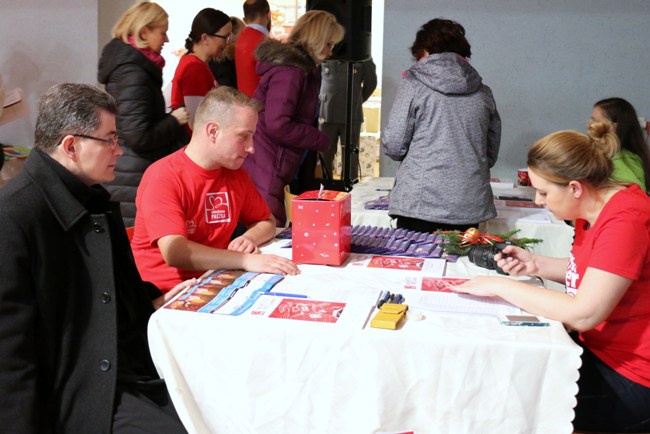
375, 188, 392, 191
377, 291, 391, 309
266, 292, 308, 299
376, 290, 388, 308
496, 195, 532, 201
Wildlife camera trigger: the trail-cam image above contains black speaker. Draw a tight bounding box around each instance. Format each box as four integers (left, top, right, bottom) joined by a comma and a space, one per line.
306, 0, 372, 61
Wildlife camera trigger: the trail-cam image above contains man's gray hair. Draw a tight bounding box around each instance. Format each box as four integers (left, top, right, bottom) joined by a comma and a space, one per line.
35, 83, 116, 153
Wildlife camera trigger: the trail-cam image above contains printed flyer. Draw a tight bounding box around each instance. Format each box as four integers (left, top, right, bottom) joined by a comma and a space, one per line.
266, 299, 346, 323
345, 254, 447, 290
407, 277, 522, 317
165, 270, 284, 315
420, 277, 470, 292
350, 254, 446, 275
244, 291, 377, 330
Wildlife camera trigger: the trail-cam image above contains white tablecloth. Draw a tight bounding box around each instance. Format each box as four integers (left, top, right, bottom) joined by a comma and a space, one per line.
149, 240, 582, 434
350, 177, 575, 259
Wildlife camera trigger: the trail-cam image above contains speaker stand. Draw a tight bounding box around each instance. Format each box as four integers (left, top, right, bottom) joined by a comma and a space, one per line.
320, 61, 359, 192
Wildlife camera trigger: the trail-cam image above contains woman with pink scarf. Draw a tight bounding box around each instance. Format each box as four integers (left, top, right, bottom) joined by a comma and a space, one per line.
98, 2, 188, 226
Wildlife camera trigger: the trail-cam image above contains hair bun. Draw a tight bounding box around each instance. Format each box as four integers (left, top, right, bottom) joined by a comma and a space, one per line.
587, 119, 620, 159
587, 119, 611, 140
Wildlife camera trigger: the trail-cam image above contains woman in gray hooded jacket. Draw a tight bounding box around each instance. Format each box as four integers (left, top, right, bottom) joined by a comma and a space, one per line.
382, 18, 501, 233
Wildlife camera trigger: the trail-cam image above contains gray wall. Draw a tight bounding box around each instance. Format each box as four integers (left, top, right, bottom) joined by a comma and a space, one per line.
380, 0, 650, 180
0, 0, 134, 148
99, 0, 138, 54
0, 0, 99, 147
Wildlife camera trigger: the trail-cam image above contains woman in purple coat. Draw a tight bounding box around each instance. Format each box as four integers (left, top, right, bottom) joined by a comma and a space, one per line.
243, 10, 344, 227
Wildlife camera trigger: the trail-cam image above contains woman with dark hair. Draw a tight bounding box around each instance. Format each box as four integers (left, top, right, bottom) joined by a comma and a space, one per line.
457, 121, 650, 432
382, 18, 501, 233
591, 97, 650, 191
209, 16, 246, 89
171, 8, 231, 136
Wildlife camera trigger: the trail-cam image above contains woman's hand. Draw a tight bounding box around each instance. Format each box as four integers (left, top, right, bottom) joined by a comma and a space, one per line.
152, 277, 198, 310
171, 107, 189, 126
453, 275, 508, 298
495, 245, 539, 277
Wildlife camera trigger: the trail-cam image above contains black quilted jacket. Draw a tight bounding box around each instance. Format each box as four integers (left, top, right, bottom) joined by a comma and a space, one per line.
98, 38, 185, 226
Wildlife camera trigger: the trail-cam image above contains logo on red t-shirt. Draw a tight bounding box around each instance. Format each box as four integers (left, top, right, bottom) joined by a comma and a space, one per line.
566, 253, 579, 296
205, 192, 231, 224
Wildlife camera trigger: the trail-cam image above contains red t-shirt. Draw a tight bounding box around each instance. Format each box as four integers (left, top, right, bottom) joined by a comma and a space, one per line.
235, 26, 266, 97
171, 54, 217, 135
568, 184, 650, 387
131, 148, 271, 291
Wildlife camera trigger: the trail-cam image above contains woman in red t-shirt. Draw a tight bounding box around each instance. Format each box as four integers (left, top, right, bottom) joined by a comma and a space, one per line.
457, 119, 650, 432
171, 8, 231, 138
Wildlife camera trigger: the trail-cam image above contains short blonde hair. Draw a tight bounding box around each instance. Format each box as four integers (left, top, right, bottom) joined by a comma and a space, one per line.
112, 2, 168, 49
288, 10, 345, 62
194, 86, 261, 130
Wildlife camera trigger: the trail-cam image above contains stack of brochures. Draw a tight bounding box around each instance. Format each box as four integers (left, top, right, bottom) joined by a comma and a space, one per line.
275, 225, 459, 261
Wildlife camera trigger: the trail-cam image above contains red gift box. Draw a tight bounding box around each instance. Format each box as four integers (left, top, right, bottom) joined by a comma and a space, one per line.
291, 190, 351, 265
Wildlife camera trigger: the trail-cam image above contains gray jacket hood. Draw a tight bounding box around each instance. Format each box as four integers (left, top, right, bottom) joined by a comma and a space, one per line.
407, 52, 482, 95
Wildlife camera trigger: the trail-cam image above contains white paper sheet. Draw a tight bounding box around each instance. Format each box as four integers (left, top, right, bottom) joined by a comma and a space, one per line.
406, 290, 522, 317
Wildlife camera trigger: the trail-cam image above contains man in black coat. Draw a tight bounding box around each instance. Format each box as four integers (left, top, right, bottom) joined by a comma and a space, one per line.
0, 83, 191, 433
318, 58, 377, 181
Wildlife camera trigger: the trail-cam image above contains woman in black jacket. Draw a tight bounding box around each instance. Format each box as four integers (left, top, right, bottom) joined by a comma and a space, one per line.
98, 2, 188, 226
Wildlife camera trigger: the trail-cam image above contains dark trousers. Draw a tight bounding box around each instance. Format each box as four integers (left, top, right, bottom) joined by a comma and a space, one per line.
113, 381, 187, 434
572, 333, 650, 432
320, 122, 362, 180
395, 215, 479, 234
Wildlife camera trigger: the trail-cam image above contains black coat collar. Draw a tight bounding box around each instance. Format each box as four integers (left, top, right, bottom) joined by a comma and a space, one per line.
23, 149, 111, 231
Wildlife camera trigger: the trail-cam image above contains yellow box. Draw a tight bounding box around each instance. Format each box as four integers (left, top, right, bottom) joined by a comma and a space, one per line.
370, 303, 408, 330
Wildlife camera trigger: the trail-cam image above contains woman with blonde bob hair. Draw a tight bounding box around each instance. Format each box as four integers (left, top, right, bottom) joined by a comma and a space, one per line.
112, 2, 168, 48
287, 9, 345, 63
242, 10, 344, 226
98, 2, 188, 226
456, 120, 650, 432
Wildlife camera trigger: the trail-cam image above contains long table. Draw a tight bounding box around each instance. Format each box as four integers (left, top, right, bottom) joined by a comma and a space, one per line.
149, 239, 581, 434
351, 177, 575, 259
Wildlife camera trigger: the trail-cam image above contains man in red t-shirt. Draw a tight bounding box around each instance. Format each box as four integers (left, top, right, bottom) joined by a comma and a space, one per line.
235, 0, 271, 97
131, 86, 299, 292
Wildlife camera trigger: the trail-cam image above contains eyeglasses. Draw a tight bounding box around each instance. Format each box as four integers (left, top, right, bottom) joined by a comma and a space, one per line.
326, 42, 336, 50
72, 134, 120, 149
210, 32, 231, 42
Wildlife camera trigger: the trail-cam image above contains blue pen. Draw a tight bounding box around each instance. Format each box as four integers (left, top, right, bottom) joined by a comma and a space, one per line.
266, 292, 308, 299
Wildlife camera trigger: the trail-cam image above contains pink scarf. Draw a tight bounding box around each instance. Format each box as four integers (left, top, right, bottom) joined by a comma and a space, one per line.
128, 36, 165, 69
